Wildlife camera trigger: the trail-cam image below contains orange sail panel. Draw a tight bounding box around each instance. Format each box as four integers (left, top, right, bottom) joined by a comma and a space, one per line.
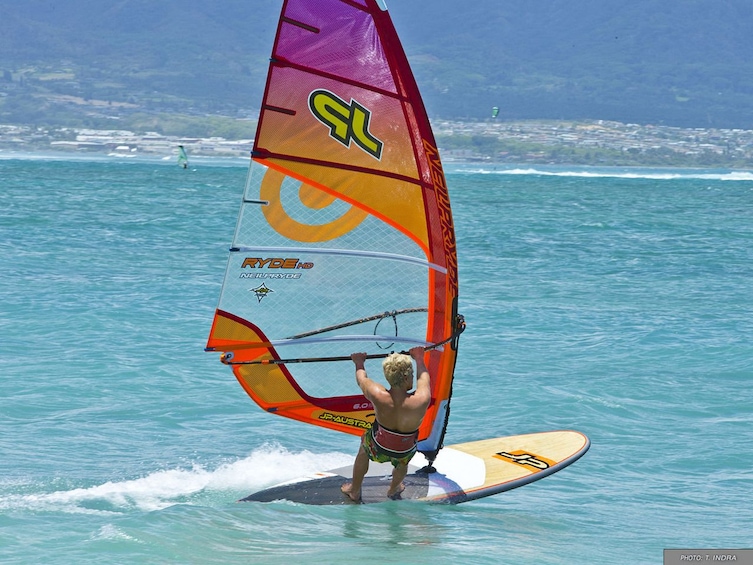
206, 0, 460, 458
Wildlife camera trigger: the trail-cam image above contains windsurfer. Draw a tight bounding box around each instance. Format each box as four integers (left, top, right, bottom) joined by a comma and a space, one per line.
341, 347, 431, 502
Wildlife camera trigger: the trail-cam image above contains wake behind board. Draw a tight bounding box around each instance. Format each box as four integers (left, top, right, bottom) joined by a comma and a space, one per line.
241, 430, 589, 505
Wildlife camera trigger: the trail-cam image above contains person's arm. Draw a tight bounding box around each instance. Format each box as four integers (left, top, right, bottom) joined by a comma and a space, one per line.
409, 347, 431, 405
351, 352, 384, 401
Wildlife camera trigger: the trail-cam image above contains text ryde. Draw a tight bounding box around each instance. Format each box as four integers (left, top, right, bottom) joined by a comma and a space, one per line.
241, 258, 314, 269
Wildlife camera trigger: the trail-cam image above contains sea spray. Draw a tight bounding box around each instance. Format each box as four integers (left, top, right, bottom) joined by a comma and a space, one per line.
0, 445, 352, 514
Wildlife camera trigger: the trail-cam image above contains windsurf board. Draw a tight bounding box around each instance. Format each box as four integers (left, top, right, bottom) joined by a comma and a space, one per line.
241, 430, 590, 505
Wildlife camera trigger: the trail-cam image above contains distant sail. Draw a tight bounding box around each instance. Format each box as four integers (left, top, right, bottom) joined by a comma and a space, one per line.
206, 0, 462, 463
492, 107, 499, 119
177, 145, 188, 169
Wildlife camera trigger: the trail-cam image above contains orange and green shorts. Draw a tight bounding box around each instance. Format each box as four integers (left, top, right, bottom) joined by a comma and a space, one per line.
360, 425, 417, 468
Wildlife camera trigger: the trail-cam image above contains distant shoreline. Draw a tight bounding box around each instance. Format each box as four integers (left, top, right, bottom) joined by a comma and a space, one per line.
4, 148, 753, 179
2, 118, 753, 170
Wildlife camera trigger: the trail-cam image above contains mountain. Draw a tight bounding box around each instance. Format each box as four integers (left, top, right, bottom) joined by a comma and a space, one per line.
2, 0, 753, 129
403, 0, 753, 128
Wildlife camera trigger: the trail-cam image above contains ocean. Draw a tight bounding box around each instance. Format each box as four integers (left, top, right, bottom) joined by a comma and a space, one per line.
1, 153, 751, 564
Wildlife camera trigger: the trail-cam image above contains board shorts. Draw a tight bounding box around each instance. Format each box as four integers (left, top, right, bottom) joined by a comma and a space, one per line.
361, 421, 419, 468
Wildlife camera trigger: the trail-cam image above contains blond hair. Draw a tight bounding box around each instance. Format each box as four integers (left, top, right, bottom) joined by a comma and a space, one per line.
382, 352, 413, 389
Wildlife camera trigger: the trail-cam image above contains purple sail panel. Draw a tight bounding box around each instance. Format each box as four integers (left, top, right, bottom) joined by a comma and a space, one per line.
277, 0, 396, 93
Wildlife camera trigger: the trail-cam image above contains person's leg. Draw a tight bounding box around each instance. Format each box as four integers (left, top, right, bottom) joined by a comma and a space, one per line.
387, 462, 408, 499
341, 446, 369, 502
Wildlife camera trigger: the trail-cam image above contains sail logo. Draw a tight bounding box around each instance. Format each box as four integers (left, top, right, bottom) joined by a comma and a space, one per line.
309, 89, 383, 160
319, 412, 372, 429
250, 283, 274, 303
424, 140, 458, 295
240, 257, 313, 281
241, 258, 314, 269
494, 450, 555, 471
260, 168, 369, 242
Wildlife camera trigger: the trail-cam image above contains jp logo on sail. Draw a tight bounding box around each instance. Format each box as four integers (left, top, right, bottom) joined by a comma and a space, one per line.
309, 89, 384, 160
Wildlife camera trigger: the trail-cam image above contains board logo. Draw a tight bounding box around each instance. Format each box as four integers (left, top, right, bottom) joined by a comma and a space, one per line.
309, 89, 383, 160
494, 450, 555, 471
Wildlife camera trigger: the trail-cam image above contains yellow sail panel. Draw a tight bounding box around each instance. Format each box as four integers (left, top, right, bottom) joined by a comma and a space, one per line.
260, 158, 430, 251
257, 167, 371, 243
236, 363, 303, 405
206, 309, 270, 351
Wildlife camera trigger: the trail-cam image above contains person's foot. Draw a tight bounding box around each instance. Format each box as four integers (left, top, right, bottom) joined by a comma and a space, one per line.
387, 482, 405, 500
340, 482, 362, 503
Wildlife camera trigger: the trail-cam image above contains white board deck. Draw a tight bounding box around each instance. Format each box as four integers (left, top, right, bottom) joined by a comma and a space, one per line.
240, 430, 590, 505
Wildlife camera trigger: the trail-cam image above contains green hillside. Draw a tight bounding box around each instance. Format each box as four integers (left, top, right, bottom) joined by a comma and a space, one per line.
2, 0, 753, 131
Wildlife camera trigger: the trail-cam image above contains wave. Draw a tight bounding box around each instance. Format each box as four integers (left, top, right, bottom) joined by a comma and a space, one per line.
0, 444, 352, 514
448, 165, 753, 181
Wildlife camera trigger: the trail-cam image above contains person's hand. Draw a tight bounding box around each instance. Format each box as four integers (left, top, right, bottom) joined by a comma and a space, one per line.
351, 352, 368, 365
409, 346, 425, 361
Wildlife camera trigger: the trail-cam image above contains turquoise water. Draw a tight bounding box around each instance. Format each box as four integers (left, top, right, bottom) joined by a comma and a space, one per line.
1, 154, 752, 564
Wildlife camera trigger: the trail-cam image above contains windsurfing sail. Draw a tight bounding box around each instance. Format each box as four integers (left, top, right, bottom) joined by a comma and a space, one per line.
206, 0, 462, 463
178, 145, 189, 169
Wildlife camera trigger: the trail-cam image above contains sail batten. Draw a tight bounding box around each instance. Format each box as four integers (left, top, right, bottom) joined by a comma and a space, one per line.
266, 57, 410, 102
254, 151, 424, 186
280, 16, 321, 34
229, 246, 447, 272
207, 0, 460, 458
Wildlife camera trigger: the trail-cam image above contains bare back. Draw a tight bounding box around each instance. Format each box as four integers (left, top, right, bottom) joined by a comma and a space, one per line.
369, 389, 429, 432
353, 349, 431, 433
